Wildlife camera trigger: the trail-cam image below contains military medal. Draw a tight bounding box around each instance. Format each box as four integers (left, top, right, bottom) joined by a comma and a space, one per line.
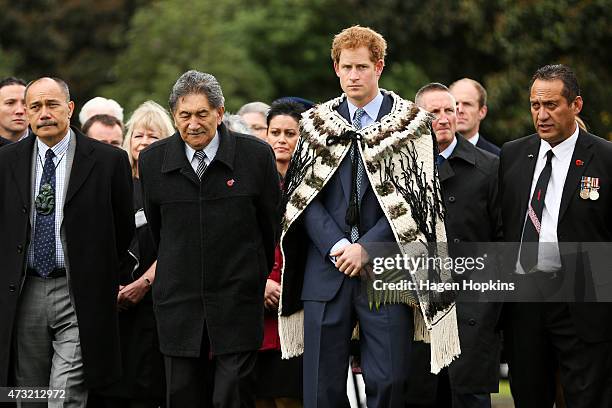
580, 176, 591, 199
590, 177, 600, 200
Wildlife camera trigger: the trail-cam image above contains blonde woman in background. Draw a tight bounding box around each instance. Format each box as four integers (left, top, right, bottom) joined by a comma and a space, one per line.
90, 101, 175, 408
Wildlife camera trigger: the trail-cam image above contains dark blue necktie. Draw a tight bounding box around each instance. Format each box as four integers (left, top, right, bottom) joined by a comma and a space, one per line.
436, 154, 445, 166
349, 108, 365, 242
33, 149, 57, 277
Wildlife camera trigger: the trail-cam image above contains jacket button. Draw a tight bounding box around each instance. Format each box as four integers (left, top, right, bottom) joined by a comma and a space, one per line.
448, 196, 456, 203
468, 318, 476, 326
453, 238, 460, 243
9, 284, 16, 292
21, 206, 27, 214
17, 245, 23, 253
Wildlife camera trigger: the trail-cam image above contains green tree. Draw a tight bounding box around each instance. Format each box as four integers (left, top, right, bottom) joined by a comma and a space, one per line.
0, 0, 148, 116
101, 0, 277, 115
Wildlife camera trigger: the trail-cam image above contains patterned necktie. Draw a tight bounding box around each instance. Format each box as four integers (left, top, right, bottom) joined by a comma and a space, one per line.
33, 149, 57, 277
349, 108, 366, 242
195, 150, 208, 180
519, 150, 554, 273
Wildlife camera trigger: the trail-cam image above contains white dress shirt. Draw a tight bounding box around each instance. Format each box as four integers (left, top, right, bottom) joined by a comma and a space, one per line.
468, 132, 480, 146
184, 131, 220, 173
516, 123, 580, 273
27, 130, 71, 269
439, 136, 458, 160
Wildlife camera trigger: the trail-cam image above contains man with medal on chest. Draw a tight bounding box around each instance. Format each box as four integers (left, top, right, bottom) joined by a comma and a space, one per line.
499, 64, 612, 408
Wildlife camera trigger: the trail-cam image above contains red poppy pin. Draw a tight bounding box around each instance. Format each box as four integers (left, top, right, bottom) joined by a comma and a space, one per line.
575, 159, 584, 166
227, 179, 235, 187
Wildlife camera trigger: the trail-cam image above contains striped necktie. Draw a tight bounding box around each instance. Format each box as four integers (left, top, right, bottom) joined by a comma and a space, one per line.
195, 150, 208, 180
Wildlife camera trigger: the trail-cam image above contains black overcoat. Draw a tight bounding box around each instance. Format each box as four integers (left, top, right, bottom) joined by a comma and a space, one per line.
405, 134, 503, 402
138, 124, 279, 357
0, 129, 134, 388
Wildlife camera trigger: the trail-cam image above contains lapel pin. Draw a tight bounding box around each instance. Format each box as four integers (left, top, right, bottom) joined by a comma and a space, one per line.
576, 159, 584, 166
227, 179, 235, 187
528, 154, 534, 158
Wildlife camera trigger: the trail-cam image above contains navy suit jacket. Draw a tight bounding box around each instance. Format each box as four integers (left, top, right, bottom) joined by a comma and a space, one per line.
476, 134, 500, 156
301, 93, 395, 301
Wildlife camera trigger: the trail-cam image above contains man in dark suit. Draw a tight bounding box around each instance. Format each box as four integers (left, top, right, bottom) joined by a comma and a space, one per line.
0, 77, 28, 144
405, 83, 502, 408
277, 26, 441, 408
450, 78, 500, 156
138, 70, 280, 407
0, 77, 134, 405
500, 64, 612, 407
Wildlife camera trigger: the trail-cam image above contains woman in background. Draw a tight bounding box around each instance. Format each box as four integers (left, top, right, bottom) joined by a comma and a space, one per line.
255, 100, 309, 408
92, 100, 175, 408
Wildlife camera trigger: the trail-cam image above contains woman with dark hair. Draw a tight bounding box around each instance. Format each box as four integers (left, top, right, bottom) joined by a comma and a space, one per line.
255, 100, 309, 408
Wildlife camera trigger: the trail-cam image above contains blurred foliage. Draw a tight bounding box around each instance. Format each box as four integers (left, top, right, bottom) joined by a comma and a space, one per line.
0, 0, 610, 141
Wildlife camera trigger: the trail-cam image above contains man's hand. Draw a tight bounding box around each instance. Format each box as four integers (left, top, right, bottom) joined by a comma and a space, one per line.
331, 243, 369, 278
264, 279, 281, 310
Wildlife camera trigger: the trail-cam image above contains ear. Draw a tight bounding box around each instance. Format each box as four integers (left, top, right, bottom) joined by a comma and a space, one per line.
572, 96, 583, 115
333, 62, 340, 78
479, 104, 488, 121
374, 59, 384, 77
216, 106, 225, 126
67, 100, 75, 119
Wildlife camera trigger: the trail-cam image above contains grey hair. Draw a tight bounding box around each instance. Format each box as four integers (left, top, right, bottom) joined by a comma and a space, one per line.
237, 101, 270, 117
169, 70, 225, 113
79, 96, 124, 126
222, 113, 252, 135
415, 82, 451, 108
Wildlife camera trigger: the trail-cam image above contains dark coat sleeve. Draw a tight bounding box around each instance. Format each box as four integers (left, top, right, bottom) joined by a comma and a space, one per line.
257, 146, 281, 273
139, 152, 161, 248
112, 150, 136, 258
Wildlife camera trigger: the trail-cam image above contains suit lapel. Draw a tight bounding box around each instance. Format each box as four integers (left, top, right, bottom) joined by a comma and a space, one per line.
559, 130, 593, 222
9, 134, 36, 209
376, 92, 393, 121
65, 131, 96, 204
516, 135, 541, 217
162, 132, 200, 186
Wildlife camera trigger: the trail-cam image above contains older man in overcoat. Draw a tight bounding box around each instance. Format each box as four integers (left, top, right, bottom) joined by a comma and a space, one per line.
139, 70, 280, 407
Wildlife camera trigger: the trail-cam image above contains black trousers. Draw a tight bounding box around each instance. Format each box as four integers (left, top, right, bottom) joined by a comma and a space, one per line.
164, 325, 257, 408
504, 302, 612, 408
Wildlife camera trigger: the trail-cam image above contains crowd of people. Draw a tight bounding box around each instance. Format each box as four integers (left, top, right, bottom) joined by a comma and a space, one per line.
0, 24, 610, 408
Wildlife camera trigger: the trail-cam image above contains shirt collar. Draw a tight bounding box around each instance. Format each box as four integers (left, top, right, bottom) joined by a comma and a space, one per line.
468, 132, 480, 146
18, 129, 29, 142
439, 135, 458, 159
347, 91, 384, 123
184, 130, 220, 162
37, 129, 71, 160
538, 122, 580, 161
